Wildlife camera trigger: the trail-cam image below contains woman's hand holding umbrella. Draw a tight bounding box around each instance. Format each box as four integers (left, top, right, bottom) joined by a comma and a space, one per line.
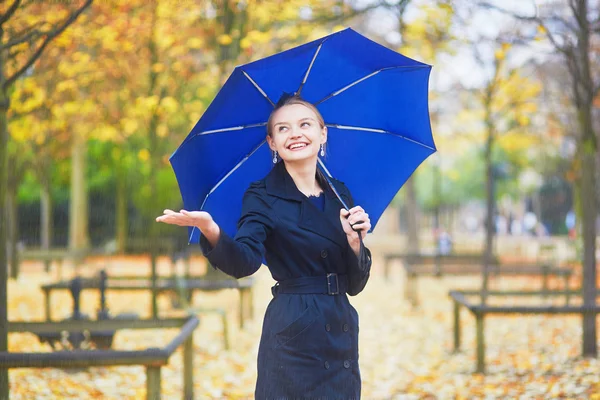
156, 209, 221, 246
340, 206, 370, 256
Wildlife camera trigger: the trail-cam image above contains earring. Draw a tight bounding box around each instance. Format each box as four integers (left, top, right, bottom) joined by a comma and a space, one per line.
272, 151, 278, 164
320, 144, 325, 157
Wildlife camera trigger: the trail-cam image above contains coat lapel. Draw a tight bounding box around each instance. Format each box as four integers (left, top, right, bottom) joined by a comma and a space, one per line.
265, 162, 348, 249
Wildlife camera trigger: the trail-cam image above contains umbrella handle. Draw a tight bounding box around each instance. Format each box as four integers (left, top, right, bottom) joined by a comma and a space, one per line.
317, 162, 366, 242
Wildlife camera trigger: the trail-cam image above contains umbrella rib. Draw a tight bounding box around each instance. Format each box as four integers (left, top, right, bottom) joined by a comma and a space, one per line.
197, 122, 267, 136
179, 122, 267, 148
242, 71, 275, 107
314, 65, 429, 106
326, 124, 436, 151
297, 42, 324, 96
203, 139, 267, 202
189, 139, 268, 242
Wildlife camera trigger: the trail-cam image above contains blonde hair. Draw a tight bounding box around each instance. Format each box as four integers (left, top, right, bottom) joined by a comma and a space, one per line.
267, 96, 325, 137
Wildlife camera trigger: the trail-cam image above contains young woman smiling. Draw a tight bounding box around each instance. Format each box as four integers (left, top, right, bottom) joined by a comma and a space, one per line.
157, 94, 371, 399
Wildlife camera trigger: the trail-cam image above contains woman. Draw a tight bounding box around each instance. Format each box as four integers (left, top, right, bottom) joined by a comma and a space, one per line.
157, 95, 372, 399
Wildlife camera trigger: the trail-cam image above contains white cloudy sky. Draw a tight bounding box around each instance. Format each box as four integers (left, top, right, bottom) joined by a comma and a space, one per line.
355, 0, 557, 91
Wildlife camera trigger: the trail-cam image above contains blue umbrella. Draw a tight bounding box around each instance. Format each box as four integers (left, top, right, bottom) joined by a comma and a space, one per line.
170, 28, 436, 243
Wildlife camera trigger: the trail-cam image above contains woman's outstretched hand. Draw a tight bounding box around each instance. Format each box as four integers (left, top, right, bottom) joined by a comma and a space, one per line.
340, 206, 370, 256
156, 209, 221, 246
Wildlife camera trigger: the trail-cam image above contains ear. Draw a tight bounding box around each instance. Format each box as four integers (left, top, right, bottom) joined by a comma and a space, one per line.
321, 126, 327, 144
266, 135, 275, 151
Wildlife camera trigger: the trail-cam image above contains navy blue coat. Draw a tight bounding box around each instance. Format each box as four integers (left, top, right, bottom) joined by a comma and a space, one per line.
200, 161, 372, 399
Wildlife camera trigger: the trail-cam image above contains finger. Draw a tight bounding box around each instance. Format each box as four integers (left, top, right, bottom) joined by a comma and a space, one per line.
348, 206, 364, 214
163, 209, 177, 215
340, 208, 350, 218
351, 222, 370, 232
348, 213, 368, 225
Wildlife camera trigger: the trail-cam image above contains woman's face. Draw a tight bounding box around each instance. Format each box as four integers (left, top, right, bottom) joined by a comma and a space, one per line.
266, 103, 327, 164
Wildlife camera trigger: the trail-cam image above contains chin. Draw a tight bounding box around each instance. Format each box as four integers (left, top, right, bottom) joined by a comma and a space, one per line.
283, 154, 318, 164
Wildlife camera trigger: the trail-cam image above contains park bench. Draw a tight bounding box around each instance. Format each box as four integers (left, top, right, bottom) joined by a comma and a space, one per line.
41, 273, 254, 349
383, 252, 573, 306
17, 247, 87, 275
5, 315, 199, 399
383, 252, 500, 279
449, 289, 600, 373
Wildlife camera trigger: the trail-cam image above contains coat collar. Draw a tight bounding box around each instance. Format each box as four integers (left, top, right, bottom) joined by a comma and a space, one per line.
264, 162, 348, 249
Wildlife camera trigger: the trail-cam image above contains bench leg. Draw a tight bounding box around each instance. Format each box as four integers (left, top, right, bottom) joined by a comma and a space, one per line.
44, 291, 51, 321
183, 336, 194, 400
239, 288, 248, 329
476, 313, 485, 374
453, 300, 461, 352
146, 366, 161, 400
384, 259, 390, 281
221, 311, 230, 350
405, 274, 418, 307
542, 267, 549, 299
57, 260, 63, 281
564, 275, 571, 306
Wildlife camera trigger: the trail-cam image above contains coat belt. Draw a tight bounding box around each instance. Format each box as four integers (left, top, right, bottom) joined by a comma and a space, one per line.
271, 273, 348, 296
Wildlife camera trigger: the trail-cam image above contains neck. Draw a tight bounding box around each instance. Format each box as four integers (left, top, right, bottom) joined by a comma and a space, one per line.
283, 160, 321, 197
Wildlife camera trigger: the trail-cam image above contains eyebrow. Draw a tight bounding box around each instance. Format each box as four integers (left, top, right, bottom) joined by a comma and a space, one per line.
273, 117, 316, 127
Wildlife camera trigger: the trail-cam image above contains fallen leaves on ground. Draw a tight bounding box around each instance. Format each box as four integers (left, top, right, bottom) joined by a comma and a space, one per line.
7, 256, 600, 399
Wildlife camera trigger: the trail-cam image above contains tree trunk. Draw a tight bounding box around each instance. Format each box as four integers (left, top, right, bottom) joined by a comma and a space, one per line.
148, 0, 160, 318
483, 116, 495, 305
115, 167, 128, 253
6, 189, 17, 279
573, 0, 597, 357
0, 90, 10, 399
69, 132, 89, 253
579, 113, 597, 357
404, 179, 420, 252
40, 182, 53, 272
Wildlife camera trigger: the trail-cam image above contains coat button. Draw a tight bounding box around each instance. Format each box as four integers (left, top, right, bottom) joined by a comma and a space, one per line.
320, 249, 328, 258
343, 323, 349, 332
325, 324, 331, 332
324, 361, 330, 369
344, 360, 350, 369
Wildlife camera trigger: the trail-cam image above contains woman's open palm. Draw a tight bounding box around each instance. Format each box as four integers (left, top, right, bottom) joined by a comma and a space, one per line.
156, 209, 212, 230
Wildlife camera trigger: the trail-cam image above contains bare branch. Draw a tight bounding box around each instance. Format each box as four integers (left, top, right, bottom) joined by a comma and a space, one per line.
478, 1, 573, 56
1, 28, 44, 50
4, 0, 93, 90
310, 2, 381, 25
568, 0, 580, 27
0, 0, 21, 26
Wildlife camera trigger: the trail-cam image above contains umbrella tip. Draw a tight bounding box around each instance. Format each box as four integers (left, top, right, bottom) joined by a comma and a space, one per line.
276, 91, 300, 107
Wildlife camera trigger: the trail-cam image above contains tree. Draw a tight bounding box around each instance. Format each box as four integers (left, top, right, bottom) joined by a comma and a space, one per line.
483, 0, 599, 358
0, 1, 91, 397
471, 40, 541, 309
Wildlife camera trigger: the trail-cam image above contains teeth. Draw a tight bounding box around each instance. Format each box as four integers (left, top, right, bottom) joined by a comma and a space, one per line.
289, 143, 307, 150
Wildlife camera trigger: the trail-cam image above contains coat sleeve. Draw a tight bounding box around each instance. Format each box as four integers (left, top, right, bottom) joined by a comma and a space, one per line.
199, 184, 274, 279
338, 182, 372, 296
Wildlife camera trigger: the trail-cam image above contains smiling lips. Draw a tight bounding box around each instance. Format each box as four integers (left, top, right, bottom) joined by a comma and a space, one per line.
287, 142, 309, 150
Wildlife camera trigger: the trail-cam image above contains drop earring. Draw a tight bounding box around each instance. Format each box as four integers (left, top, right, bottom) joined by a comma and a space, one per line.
320, 144, 325, 157
272, 151, 278, 164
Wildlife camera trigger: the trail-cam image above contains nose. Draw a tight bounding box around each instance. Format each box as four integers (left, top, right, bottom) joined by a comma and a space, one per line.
290, 128, 302, 138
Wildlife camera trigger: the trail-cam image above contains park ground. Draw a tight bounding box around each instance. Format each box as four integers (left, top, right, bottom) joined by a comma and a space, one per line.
6, 246, 600, 399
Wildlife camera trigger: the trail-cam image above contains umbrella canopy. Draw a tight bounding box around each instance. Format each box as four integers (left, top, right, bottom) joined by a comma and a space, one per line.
170, 28, 436, 243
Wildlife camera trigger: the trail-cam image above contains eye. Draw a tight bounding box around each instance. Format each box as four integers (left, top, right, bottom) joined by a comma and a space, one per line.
278, 126, 288, 132
301, 122, 311, 127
